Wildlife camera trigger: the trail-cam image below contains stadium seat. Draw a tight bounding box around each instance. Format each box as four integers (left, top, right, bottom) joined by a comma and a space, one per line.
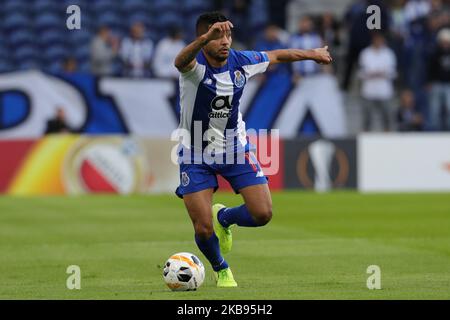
155, 12, 182, 30
44, 45, 69, 62
17, 59, 42, 71
152, 0, 178, 12
73, 45, 90, 62
13, 45, 37, 61
181, 0, 210, 14
184, 14, 201, 41
67, 30, 92, 44
8, 30, 35, 48
38, 30, 67, 48
121, 0, 150, 13
35, 13, 62, 32
46, 60, 64, 74
249, 0, 269, 28
3, 0, 30, 14
0, 60, 15, 73
109, 26, 127, 40
128, 12, 152, 26
61, 0, 88, 9
96, 12, 124, 30
91, 0, 120, 13
78, 60, 91, 73
2, 13, 29, 32
0, 46, 10, 60
34, 0, 59, 13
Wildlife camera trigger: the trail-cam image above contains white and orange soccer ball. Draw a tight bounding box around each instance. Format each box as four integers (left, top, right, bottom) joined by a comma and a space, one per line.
163, 252, 205, 291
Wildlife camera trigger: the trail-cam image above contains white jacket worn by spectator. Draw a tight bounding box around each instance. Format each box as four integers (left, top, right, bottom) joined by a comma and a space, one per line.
120, 22, 154, 78
152, 30, 186, 79
358, 33, 397, 131
359, 41, 397, 100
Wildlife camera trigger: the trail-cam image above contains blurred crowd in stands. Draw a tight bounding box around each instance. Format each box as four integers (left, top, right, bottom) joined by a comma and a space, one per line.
249, 0, 449, 132
85, 0, 450, 132
1, 0, 449, 132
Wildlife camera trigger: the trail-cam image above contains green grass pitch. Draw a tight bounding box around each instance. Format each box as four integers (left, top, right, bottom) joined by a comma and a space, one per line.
0, 192, 449, 299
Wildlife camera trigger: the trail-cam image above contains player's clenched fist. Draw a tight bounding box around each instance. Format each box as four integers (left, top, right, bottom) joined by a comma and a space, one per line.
312, 46, 333, 65
205, 21, 234, 41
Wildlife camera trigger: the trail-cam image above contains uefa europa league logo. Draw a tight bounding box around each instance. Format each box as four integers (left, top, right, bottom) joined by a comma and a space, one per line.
308, 140, 336, 192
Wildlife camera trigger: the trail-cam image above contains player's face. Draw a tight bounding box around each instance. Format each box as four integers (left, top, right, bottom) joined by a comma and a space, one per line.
204, 31, 232, 62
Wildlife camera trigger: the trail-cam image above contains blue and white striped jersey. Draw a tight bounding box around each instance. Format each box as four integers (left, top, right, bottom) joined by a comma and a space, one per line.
178, 49, 269, 157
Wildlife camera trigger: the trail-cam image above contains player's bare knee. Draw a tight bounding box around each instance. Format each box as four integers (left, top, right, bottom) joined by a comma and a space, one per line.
251, 205, 272, 226
258, 209, 273, 226
194, 222, 214, 240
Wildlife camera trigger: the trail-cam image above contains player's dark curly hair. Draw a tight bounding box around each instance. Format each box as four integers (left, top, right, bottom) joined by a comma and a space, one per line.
196, 12, 228, 36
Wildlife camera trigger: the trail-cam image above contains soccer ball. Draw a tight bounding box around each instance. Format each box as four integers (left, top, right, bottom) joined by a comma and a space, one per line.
163, 252, 205, 291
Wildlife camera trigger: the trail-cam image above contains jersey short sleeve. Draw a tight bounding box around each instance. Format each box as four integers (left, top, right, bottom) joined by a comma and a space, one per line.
234, 50, 270, 79
180, 61, 206, 83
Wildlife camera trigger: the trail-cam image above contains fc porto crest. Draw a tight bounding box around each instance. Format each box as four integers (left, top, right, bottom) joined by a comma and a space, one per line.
181, 172, 190, 187
234, 70, 246, 88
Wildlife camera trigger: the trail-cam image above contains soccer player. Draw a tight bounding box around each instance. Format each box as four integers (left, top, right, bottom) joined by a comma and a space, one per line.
174, 12, 332, 287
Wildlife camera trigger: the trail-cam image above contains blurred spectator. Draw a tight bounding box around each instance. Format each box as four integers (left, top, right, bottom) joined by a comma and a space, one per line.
318, 12, 342, 74
389, 0, 408, 86
427, 28, 450, 130
268, 0, 289, 29
428, 0, 450, 40
90, 26, 119, 76
120, 22, 154, 78
5, 0, 450, 136
390, 0, 408, 39
358, 32, 397, 131
341, 0, 389, 91
289, 15, 323, 83
223, 0, 251, 48
404, 0, 431, 24
256, 24, 287, 51
397, 89, 424, 131
255, 24, 289, 75
318, 12, 341, 49
63, 57, 78, 74
44, 107, 72, 134
402, 0, 434, 90
341, 0, 371, 90
152, 27, 186, 79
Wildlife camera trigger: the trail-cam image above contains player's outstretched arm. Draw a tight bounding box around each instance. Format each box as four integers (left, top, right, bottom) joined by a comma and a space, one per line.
266, 46, 332, 65
174, 21, 234, 73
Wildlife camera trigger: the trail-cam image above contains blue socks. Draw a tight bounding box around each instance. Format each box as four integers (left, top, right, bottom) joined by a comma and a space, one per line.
195, 233, 228, 272
195, 205, 262, 271
218, 205, 258, 228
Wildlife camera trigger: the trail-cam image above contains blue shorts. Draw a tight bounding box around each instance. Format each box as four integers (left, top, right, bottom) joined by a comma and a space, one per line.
175, 152, 268, 198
